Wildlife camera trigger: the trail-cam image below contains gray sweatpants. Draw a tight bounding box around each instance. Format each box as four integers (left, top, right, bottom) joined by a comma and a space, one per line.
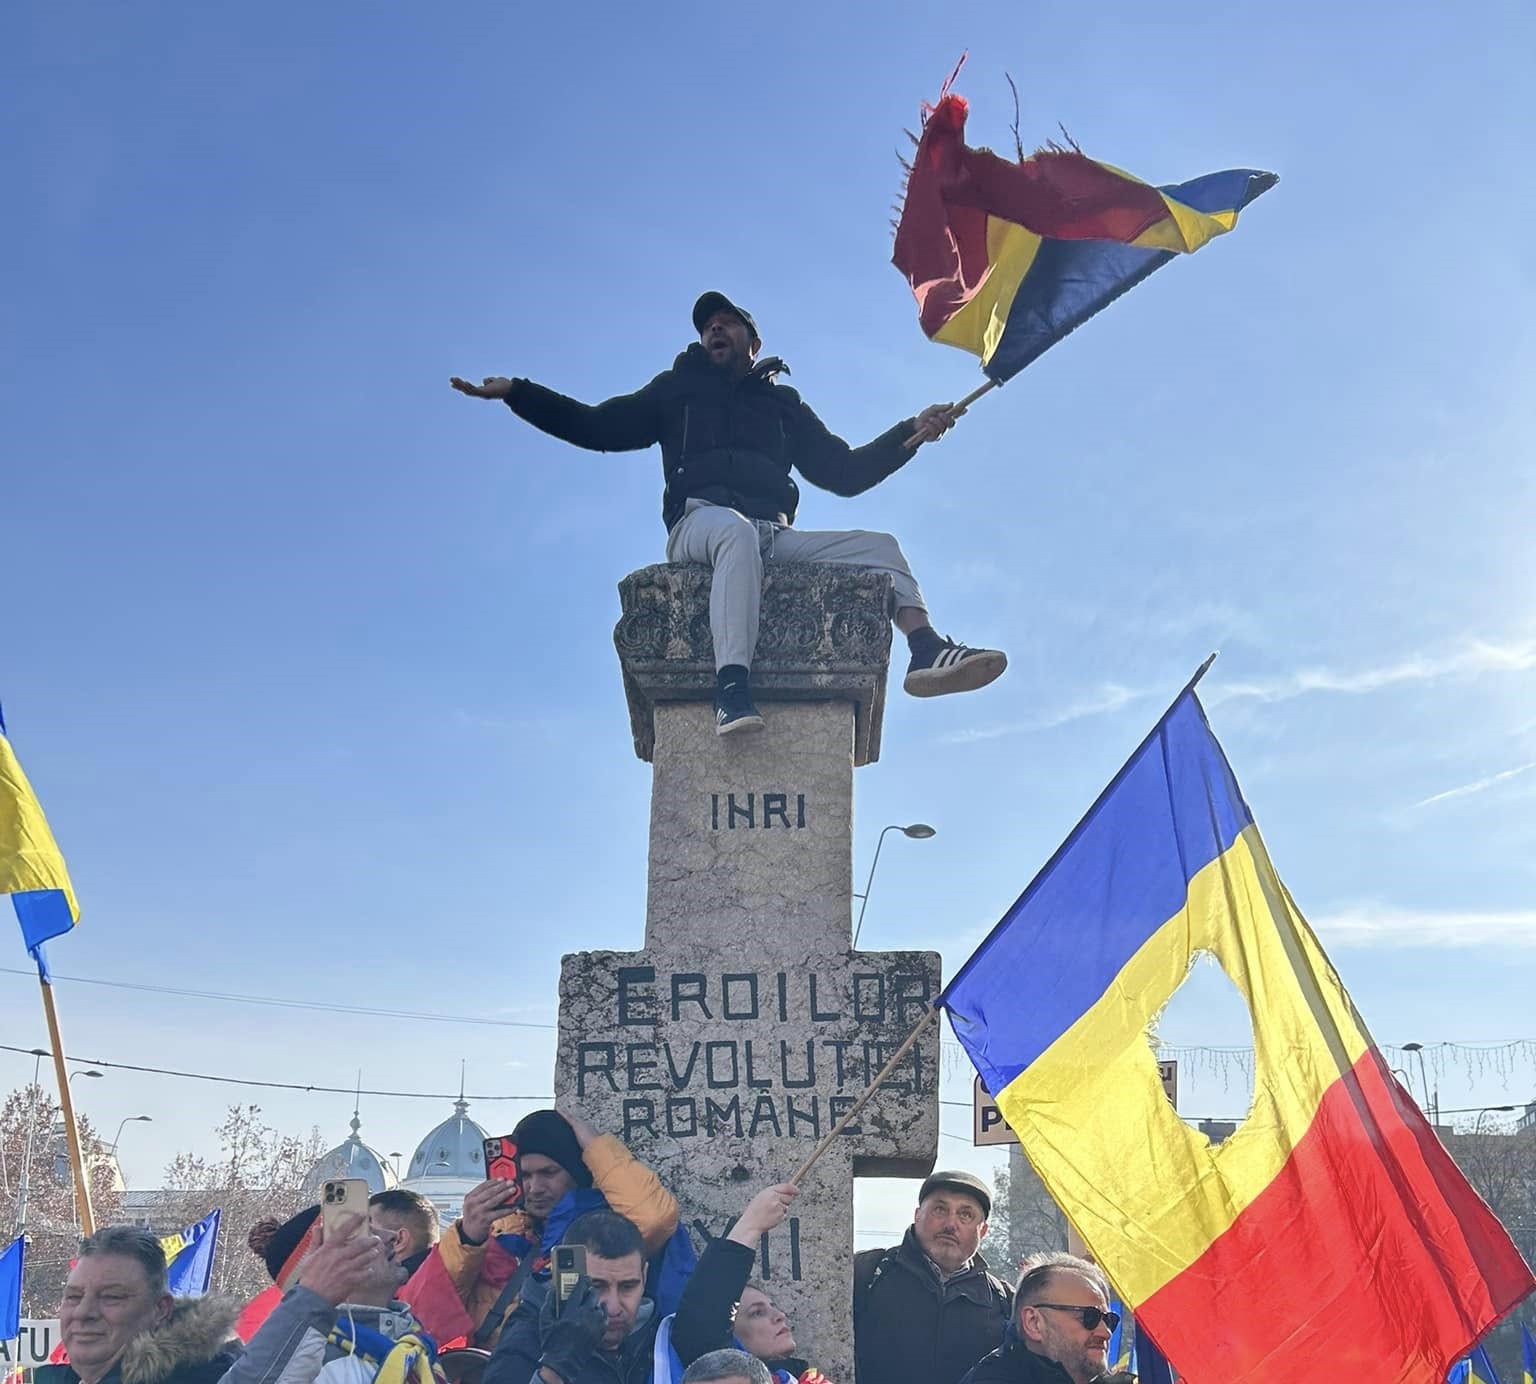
665, 499, 929, 671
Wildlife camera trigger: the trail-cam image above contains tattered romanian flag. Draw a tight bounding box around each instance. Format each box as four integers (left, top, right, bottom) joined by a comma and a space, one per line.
939, 682, 1533, 1384
892, 88, 1276, 382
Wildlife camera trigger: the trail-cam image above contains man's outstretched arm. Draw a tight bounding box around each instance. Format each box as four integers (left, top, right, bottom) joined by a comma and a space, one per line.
450, 374, 666, 453
790, 400, 957, 496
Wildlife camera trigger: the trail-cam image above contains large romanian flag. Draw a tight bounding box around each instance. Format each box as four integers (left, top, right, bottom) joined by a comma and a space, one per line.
939, 682, 1533, 1384
0, 716, 80, 967
893, 90, 1275, 383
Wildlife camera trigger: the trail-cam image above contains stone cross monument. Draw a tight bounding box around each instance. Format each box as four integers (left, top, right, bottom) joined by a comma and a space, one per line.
556, 562, 942, 1384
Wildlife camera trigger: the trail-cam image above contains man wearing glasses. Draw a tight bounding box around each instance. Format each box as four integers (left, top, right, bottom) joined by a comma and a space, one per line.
960, 1254, 1121, 1384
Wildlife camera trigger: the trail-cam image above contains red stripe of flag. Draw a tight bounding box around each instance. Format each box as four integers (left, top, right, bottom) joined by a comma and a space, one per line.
894, 94, 1171, 336
1138, 1050, 1533, 1384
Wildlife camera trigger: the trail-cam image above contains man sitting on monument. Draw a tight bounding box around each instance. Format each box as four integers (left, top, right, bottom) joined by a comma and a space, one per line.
401, 1110, 679, 1351
450, 291, 1007, 735
956, 1254, 1118, 1384
482, 1211, 658, 1384
853, 1170, 1011, 1384
669, 1183, 825, 1384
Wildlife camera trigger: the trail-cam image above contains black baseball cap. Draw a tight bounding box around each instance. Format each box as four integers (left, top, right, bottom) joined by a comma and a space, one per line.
692, 291, 759, 341
919, 1169, 992, 1218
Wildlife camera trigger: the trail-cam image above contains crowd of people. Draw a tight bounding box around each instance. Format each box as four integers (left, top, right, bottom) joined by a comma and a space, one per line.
41, 1109, 1129, 1384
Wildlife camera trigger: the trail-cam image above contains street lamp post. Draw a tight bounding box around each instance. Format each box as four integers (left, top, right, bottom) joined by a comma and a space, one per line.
109, 1115, 153, 1190
852, 823, 936, 948
111, 1115, 153, 1154
61, 1068, 104, 1226
1402, 1043, 1436, 1123
14, 1048, 48, 1236
1473, 1106, 1515, 1135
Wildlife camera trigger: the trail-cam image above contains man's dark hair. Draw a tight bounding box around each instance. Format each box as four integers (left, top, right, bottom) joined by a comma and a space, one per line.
562, 1209, 643, 1261
682, 1350, 772, 1384
369, 1188, 440, 1247
77, 1225, 169, 1298
1014, 1252, 1108, 1309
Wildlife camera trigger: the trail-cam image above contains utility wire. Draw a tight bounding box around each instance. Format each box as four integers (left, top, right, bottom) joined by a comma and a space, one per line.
0, 1042, 554, 1102
4, 969, 1529, 1061
0, 965, 557, 1030
1, 1040, 1520, 1129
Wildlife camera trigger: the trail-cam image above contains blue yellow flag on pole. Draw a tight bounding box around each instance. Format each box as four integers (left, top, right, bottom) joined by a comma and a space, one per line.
1470, 1346, 1503, 1384
0, 715, 80, 974
1106, 1301, 1128, 1373
1520, 1325, 1535, 1384
938, 672, 1533, 1384
161, 1210, 222, 1297
0, 1235, 22, 1340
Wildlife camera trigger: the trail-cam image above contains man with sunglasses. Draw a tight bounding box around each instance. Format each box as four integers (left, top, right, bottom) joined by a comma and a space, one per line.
959, 1254, 1119, 1384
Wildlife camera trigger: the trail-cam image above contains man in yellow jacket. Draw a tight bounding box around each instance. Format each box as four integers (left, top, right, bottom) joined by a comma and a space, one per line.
400, 1109, 678, 1351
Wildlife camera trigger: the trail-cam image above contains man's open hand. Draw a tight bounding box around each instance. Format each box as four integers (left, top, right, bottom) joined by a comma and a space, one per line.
451, 376, 514, 400
558, 1109, 600, 1150
297, 1216, 385, 1307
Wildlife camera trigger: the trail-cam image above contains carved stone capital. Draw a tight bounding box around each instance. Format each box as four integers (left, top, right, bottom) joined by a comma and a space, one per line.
615, 562, 893, 766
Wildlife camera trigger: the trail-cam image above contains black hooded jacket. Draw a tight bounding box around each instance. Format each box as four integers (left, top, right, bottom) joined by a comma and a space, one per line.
959, 1337, 1083, 1384
503, 345, 918, 531
853, 1229, 1012, 1384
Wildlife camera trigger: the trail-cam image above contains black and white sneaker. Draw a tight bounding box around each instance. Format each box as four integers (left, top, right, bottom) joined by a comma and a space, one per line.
715, 682, 765, 735
903, 638, 1008, 698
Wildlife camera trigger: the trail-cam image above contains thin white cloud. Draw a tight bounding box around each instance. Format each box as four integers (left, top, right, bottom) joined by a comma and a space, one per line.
1151, 601, 1262, 644
941, 681, 1150, 743
1208, 638, 1536, 706
1316, 902, 1536, 948
1416, 761, 1536, 808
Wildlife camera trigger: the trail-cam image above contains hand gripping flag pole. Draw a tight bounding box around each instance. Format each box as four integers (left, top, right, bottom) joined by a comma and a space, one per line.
902, 380, 998, 451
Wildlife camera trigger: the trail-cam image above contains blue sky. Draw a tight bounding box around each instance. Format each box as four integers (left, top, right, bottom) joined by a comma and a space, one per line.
4, 0, 1535, 1247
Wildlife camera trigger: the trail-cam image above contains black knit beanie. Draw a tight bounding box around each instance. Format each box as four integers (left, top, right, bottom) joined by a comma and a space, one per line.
511, 1110, 592, 1187
248, 1204, 321, 1288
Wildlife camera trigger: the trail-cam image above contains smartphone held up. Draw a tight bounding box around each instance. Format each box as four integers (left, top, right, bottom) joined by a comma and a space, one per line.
321, 1178, 371, 1239
553, 1244, 587, 1309
482, 1136, 524, 1211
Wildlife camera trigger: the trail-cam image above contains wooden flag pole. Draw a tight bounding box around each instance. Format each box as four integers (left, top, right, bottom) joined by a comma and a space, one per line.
789, 1006, 940, 1186
39, 977, 96, 1236
903, 379, 999, 450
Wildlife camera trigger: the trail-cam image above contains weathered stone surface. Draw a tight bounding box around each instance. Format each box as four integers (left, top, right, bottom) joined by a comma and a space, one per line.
556, 942, 940, 1384
554, 562, 937, 1384
646, 702, 853, 952
615, 563, 893, 766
